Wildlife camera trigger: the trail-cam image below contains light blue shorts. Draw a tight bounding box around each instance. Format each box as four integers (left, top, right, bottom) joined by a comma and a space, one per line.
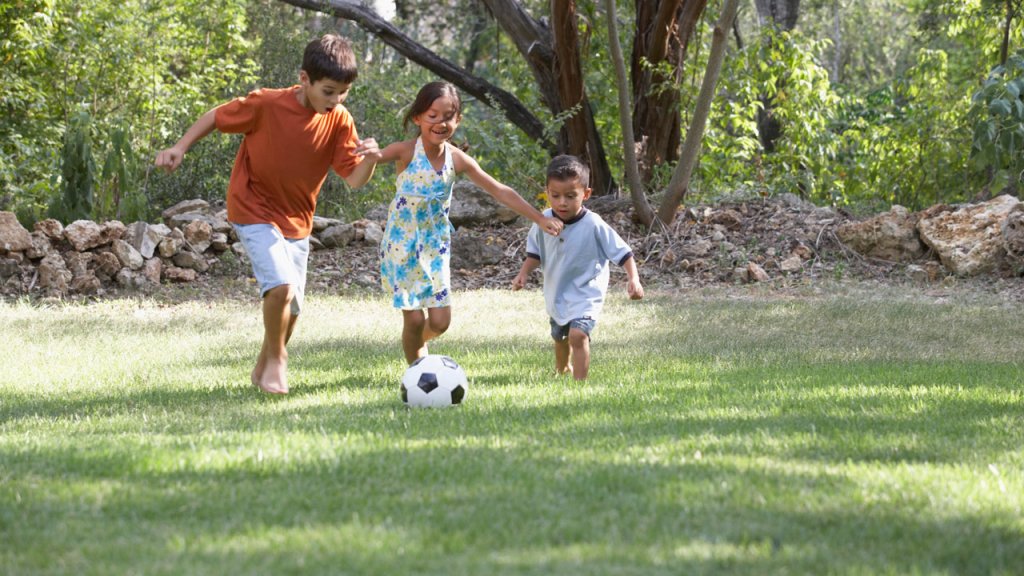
233, 223, 309, 315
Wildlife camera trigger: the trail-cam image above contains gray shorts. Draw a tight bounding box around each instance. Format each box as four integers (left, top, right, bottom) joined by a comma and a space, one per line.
233, 223, 309, 315
549, 317, 596, 341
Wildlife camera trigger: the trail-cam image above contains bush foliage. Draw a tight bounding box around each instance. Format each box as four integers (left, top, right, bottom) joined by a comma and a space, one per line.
0, 0, 1019, 226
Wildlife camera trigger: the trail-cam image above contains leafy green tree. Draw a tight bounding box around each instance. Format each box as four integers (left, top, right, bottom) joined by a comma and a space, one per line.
970, 49, 1024, 195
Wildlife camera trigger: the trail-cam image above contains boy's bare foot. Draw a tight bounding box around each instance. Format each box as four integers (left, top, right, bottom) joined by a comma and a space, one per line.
258, 357, 288, 394
250, 354, 266, 388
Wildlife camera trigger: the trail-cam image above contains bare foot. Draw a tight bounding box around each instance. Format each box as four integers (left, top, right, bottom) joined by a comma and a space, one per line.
258, 357, 288, 394
250, 354, 266, 388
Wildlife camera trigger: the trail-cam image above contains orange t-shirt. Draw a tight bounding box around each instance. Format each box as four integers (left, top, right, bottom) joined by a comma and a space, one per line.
215, 86, 363, 238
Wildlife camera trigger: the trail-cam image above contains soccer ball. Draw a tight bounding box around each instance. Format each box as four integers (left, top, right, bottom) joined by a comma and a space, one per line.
401, 354, 468, 408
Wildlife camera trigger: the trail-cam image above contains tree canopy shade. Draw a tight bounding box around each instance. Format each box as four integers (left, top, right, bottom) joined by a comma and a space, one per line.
274, 0, 717, 199
276, 0, 553, 151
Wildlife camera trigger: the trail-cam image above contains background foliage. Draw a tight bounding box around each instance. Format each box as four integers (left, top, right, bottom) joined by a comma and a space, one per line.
1, 0, 1021, 226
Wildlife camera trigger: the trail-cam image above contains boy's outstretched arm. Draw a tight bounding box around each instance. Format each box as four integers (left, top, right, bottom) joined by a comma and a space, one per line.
342, 137, 383, 188
155, 109, 217, 173
512, 257, 540, 290
623, 256, 644, 300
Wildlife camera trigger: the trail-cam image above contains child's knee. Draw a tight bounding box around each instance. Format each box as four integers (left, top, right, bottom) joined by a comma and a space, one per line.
567, 328, 589, 348
264, 284, 295, 304
428, 314, 450, 334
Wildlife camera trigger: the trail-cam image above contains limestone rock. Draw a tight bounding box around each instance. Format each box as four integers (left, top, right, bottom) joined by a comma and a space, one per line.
320, 223, 356, 248
64, 220, 107, 251
162, 199, 209, 221
0, 211, 32, 253
37, 252, 72, 293
917, 194, 1021, 276
164, 265, 197, 283
183, 219, 213, 253
142, 258, 162, 284
449, 181, 519, 227
747, 262, 770, 282
33, 218, 64, 240
111, 239, 145, 270
836, 205, 925, 262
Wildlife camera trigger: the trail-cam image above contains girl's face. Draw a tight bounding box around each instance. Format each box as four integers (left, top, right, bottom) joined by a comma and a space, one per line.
413, 95, 460, 145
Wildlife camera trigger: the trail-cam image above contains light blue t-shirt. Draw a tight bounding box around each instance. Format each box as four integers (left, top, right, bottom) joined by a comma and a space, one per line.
525, 208, 633, 326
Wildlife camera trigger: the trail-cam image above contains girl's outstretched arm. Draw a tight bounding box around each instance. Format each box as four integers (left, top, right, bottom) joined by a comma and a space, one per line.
453, 148, 562, 236
377, 140, 415, 174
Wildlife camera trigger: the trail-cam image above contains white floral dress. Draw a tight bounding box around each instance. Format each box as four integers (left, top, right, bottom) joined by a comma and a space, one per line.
379, 138, 455, 309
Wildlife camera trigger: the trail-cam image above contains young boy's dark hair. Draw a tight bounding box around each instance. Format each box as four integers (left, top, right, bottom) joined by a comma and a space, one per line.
546, 154, 590, 186
303, 34, 358, 84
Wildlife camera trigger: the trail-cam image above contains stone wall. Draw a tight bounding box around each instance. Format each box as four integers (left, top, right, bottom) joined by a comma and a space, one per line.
0, 199, 385, 298
0, 182, 517, 298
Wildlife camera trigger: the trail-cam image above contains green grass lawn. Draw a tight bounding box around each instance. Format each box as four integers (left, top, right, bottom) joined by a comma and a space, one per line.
1, 286, 1022, 575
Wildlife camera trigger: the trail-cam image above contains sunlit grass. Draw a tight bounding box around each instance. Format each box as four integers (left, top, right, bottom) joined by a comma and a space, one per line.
1, 287, 1022, 575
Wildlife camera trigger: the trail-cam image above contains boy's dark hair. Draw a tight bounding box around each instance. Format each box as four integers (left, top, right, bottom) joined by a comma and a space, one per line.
403, 81, 462, 133
546, 154, 590, 187
302, 34, 358, 84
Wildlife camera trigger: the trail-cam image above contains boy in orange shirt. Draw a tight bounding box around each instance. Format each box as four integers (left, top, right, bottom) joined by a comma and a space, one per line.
155, 35, 381, 394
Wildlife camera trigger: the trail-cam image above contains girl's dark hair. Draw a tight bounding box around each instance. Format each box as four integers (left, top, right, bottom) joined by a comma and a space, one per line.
403, 81, 462, 133
302, 34, 358, 84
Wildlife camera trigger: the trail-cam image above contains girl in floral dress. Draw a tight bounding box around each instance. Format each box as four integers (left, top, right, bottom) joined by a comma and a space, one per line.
377, 81, 563, 364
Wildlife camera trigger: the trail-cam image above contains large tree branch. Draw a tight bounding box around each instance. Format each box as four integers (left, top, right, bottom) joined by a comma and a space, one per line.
478, 0, 560, 112
277, 0, 555, 152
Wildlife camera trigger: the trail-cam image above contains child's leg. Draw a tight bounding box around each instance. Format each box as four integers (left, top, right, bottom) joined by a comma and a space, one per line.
553, 338, 572, 375
401, 310, 427, 364
401, 306, 452, 364
567, 328, 591, 381
233, 222, 309, 394
251, 310, 298, 387
256, 284, 295, 394
423, 306, 451, 342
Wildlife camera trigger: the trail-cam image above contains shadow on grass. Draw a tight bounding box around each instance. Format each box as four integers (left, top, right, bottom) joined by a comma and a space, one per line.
3, 431, 1021, 575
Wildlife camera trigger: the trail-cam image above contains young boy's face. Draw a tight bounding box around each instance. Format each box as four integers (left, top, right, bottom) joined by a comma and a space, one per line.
546, 177, 591, 221
298, 71, 351, 114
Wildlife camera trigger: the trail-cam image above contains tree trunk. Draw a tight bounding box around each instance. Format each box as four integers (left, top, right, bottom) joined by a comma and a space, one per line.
276, 0, 556, 152
604, 0, 655, 226
753, 0, 801, 155
552, 0, 604, 193
630, 0, 707, 185
1000, 0, 1017, 66
831, 0, 841, 82
657, 0, 740, 226
482, 0, 616, 195
754, 0, 801, 31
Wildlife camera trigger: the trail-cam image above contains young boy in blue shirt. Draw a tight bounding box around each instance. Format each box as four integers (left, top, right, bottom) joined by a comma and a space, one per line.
512, 155, 644, 380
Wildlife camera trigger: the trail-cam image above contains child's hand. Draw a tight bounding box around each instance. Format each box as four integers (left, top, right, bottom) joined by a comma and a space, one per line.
540, 216, 563, 236
154, 146, 185, 173
355, 137, 382, 162
627, 278, 644, 300
511, 273, 527, 291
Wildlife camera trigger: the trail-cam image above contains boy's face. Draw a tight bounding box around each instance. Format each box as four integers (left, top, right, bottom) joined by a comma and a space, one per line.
298, 71, 350, 114
546, 177, 591, 221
